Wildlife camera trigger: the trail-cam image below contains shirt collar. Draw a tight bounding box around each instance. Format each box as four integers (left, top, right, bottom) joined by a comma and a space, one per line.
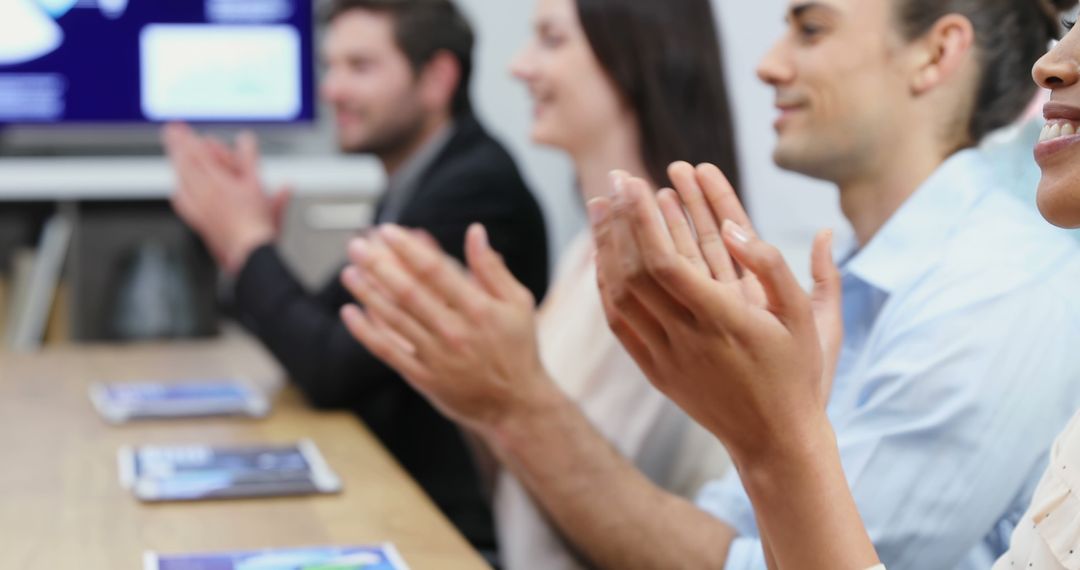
838, 148, 990, 294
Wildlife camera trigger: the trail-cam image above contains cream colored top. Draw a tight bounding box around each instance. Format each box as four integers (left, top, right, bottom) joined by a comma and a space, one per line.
493, 231, 728, 570
993, 410, 1080, 570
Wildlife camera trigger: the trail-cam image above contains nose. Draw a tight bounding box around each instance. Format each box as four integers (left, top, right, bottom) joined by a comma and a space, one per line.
757, 37, 794, 88
320, 68, 344, 105
1033, 38, 1080, 91
510, 40, 537, 83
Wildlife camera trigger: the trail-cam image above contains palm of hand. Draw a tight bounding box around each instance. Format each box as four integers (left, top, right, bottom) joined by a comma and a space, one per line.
592, 163, 841, 460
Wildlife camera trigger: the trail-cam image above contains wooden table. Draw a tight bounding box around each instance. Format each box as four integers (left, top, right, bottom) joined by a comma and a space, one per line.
0, 331, 489, 569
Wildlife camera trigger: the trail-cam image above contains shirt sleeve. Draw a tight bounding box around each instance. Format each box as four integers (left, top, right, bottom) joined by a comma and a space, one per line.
699, 284, 1080, 570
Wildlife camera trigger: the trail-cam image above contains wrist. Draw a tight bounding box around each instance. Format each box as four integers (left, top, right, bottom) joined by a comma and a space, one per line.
481, 371, 568, 454
735, 413, 882, 569
222, 224, 276, 276
733, 412, 839, 493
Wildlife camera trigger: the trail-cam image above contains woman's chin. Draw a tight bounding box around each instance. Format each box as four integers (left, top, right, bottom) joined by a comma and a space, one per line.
529, 126, 567, 152
1037, 177, 1080, 229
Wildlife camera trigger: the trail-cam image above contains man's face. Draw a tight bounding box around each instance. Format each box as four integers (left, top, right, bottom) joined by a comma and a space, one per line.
757, 0, 912, 182
320, 9, 428, 155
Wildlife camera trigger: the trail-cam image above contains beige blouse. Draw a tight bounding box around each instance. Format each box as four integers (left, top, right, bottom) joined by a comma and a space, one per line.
993, 410, 1080, 570
493, 231, 728, 570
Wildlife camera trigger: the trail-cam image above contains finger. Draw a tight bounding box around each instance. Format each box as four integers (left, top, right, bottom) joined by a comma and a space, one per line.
810, 229, 841, 314
656, 188, 709, 275
160, 122, 194, 152
696, 163, 753, 232
341, 265, 419, 356
236, 130, 261, 174
694, 164, 768, 305
668, 161, 738, 281
341, 304, 432, 383
810, 229, 843, 394
590, 191, 671, 350
340, 265, 438, 356
595, 263, 660, 377
347, 237, 469, 342
722, 220, 811, 328
166, 142, 212, 209
609, 176, 690, 320
205, 137, 241, 175
409, 228, 441, 251
465, 224, 533, 305
172, 132, 229, 197
170, 188, 201, 228
162, 126, 225, 227
622, 175, 723, 321
161, 123, 198, 171
379, 224, 487, 312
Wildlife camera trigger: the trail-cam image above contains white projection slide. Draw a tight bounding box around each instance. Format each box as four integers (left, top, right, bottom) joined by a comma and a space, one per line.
140, 25, 301, 121
0, 0, 63, 65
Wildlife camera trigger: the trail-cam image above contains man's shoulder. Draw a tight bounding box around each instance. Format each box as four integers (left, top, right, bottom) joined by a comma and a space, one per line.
900, 191, 1080, 320
424, 116, 528, 193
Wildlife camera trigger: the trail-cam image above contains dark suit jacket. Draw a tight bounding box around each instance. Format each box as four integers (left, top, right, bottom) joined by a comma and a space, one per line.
232, 113, 550, 552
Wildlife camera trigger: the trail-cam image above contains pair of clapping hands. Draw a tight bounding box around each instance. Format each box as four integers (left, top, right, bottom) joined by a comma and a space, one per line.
162, 123, 292, 275
339, 161, 843, 465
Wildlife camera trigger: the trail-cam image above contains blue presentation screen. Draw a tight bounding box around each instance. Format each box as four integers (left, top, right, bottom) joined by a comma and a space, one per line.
0, 0, 315, 124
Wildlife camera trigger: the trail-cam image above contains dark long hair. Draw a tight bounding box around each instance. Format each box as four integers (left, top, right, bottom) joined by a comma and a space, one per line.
576, 0, 741, 193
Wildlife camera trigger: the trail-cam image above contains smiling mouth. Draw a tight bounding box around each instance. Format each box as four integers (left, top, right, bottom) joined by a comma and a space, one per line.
1040, 120, 1080, 142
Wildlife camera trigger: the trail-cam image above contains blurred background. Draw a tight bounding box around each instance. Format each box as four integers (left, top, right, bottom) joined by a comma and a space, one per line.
0, 0, 846, 350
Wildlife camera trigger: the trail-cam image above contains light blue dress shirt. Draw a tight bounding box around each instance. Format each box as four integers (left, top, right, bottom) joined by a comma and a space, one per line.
697, 149, 1080, 569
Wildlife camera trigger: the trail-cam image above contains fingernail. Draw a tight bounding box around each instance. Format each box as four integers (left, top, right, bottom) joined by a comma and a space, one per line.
723, 220, 750, 244
610, 172, 626, 200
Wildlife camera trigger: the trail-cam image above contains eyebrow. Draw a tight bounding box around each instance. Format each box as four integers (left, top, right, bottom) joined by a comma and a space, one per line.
789, 2, 838, 20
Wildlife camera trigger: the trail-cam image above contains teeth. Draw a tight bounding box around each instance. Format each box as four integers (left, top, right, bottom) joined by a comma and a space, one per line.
1041, 120, 1080, 142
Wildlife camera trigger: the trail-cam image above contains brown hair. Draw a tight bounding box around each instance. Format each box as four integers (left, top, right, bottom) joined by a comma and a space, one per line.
323, 0, 474, 116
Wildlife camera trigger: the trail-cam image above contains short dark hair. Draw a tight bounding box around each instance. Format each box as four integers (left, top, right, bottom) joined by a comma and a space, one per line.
894, 0, 1078, 144
576, 0, 741, 193
323, 0, 475, 116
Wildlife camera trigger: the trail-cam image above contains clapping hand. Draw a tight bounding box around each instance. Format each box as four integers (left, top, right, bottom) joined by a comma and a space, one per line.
591, 162, 842, 462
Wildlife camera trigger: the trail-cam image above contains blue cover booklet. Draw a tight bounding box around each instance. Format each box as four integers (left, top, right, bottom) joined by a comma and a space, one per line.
91, 379, 270, 423
144, 544, 409, 570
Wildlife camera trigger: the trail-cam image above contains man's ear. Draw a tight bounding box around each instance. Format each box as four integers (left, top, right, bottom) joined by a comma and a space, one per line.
907, 13, 976, 96
418, 50, 463, 112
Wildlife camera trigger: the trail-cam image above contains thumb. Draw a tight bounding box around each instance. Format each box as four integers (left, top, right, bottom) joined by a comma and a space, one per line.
810, 229, 843, 398
465, 224, 531, 305
809, 229, 841, 317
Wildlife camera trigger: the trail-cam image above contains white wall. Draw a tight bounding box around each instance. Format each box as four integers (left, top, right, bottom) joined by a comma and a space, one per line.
459, 0, 851, 281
